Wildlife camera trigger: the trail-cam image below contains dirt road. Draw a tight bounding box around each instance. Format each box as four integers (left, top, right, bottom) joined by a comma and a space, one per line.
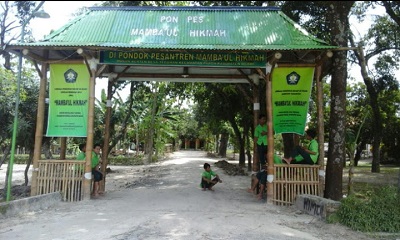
0, 151, 375, 240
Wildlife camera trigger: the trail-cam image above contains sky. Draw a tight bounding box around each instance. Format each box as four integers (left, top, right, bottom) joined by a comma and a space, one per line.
27, 2, 394, 101
30, 1, 108, 100
31, 1, 101, 41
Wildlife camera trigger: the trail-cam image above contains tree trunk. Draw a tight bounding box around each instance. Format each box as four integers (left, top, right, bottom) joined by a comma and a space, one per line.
245, 123, 252, 171
42, 137, 53, 159
354, 43, 383, 173
0, 146, 10, 169
282, 133, 295, 158
215, 134, 219, 153
146, 83, 159, 164
354, 140, 366, 167
218, 132, 228, 157
24, 149, 34, 186
324, 1, 354, 201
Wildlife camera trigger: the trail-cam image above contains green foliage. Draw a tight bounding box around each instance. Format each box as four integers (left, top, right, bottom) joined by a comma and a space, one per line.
7, 154, 148, 166
7, 154, 30, 164
333, 186, 400, 233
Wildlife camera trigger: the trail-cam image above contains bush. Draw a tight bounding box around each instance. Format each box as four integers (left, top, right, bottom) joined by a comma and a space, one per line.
333, 186, 400, 233
13, 155, 30, 164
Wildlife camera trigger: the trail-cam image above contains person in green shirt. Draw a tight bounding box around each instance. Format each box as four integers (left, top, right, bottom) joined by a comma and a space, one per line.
76, 143, 86, 171
91, 143, 104, 196
282, 129, 319, 165
254, 114, 268, 169
200, 163, 222, 191
76, 143, 104, 197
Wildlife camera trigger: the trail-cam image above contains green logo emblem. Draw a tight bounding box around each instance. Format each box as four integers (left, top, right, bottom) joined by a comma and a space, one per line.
286, 71, 300, 85
64, 69, 78, 83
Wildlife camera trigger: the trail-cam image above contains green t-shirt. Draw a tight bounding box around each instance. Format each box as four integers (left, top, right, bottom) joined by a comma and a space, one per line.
200, 170, 217, 187
201, 170, 217, 180
76, 151, 85, 161
254, 124, 267, 145
76, 151, 100, 169
294, 139, 319, 163
91, 152, 100, 169
75, 151, 85, 171
273, 154, 283, 164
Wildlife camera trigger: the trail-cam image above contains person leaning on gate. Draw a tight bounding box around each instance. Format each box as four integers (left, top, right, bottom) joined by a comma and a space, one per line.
76, 143, 104, 197
91, 143, 104, 197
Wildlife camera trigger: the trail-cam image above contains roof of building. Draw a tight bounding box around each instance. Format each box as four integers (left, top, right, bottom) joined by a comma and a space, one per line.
6, 6, 336, 83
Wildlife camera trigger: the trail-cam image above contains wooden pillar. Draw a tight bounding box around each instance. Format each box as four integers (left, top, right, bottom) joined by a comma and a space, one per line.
60, 137, 67, 160
250, 73, 260, 172
82, 57, 97, 200
100, 74, 116, 192
266, 71, 274, 204
315, 62, 325, 197
185, 139, 189, 149
195, 138, 200, 150
31, 59, 49, 196
259, 52, 281, 204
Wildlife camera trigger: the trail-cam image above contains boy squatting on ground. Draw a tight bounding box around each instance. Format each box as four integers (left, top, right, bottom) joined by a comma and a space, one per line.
200, 163, 222, 191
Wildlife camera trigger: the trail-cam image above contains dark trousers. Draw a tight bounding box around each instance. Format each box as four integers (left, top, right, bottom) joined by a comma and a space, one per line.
92, 169, 103, 182
257, 144, 267, 168
290, 146, 315, 165
201, 177, 220, 189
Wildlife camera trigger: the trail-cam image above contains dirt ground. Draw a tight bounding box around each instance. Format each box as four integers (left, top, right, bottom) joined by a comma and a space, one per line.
0, 151, 396, 240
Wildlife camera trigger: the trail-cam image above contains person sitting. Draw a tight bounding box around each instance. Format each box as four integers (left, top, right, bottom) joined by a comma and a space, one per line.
91, 143, 104, 197
247, 164, 267, 200
75, 143, 86, 172
200, 163, 222, 191
282, 129, 319, 165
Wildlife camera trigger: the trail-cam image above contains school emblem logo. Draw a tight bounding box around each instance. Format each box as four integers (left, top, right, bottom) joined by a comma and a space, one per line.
64, 69, 78, 83
286, 71, 300, 85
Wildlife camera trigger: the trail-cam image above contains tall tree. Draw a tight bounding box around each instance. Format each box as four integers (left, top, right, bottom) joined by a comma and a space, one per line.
282, 1, 355, 200
348, 1, 400, 172
324, 1, 355, 201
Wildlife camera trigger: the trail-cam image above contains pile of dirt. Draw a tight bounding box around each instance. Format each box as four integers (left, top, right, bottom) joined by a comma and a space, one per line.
0, 185, 31, 201
214, 160, 248, 176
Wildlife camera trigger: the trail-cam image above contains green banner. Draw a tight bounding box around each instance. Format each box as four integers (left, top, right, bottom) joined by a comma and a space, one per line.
272, 67, 315, 135
100, 50, 266, 68
46, 64, 90, 137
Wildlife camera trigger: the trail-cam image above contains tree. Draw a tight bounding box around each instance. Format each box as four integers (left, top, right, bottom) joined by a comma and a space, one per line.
192, 82, 253, 166
323, 1, 355, 201
281, 1, 355, 201
349, 1, 400, 172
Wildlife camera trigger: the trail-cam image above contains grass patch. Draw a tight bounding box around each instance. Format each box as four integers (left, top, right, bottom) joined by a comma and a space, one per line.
334, 162, 400, 234
329, 186, 400, 233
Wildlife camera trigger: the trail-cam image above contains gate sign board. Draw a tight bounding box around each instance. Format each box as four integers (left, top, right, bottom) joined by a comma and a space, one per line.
271, 67, 315, 135
100, 50, 267, 68
46, 64, 90, 137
